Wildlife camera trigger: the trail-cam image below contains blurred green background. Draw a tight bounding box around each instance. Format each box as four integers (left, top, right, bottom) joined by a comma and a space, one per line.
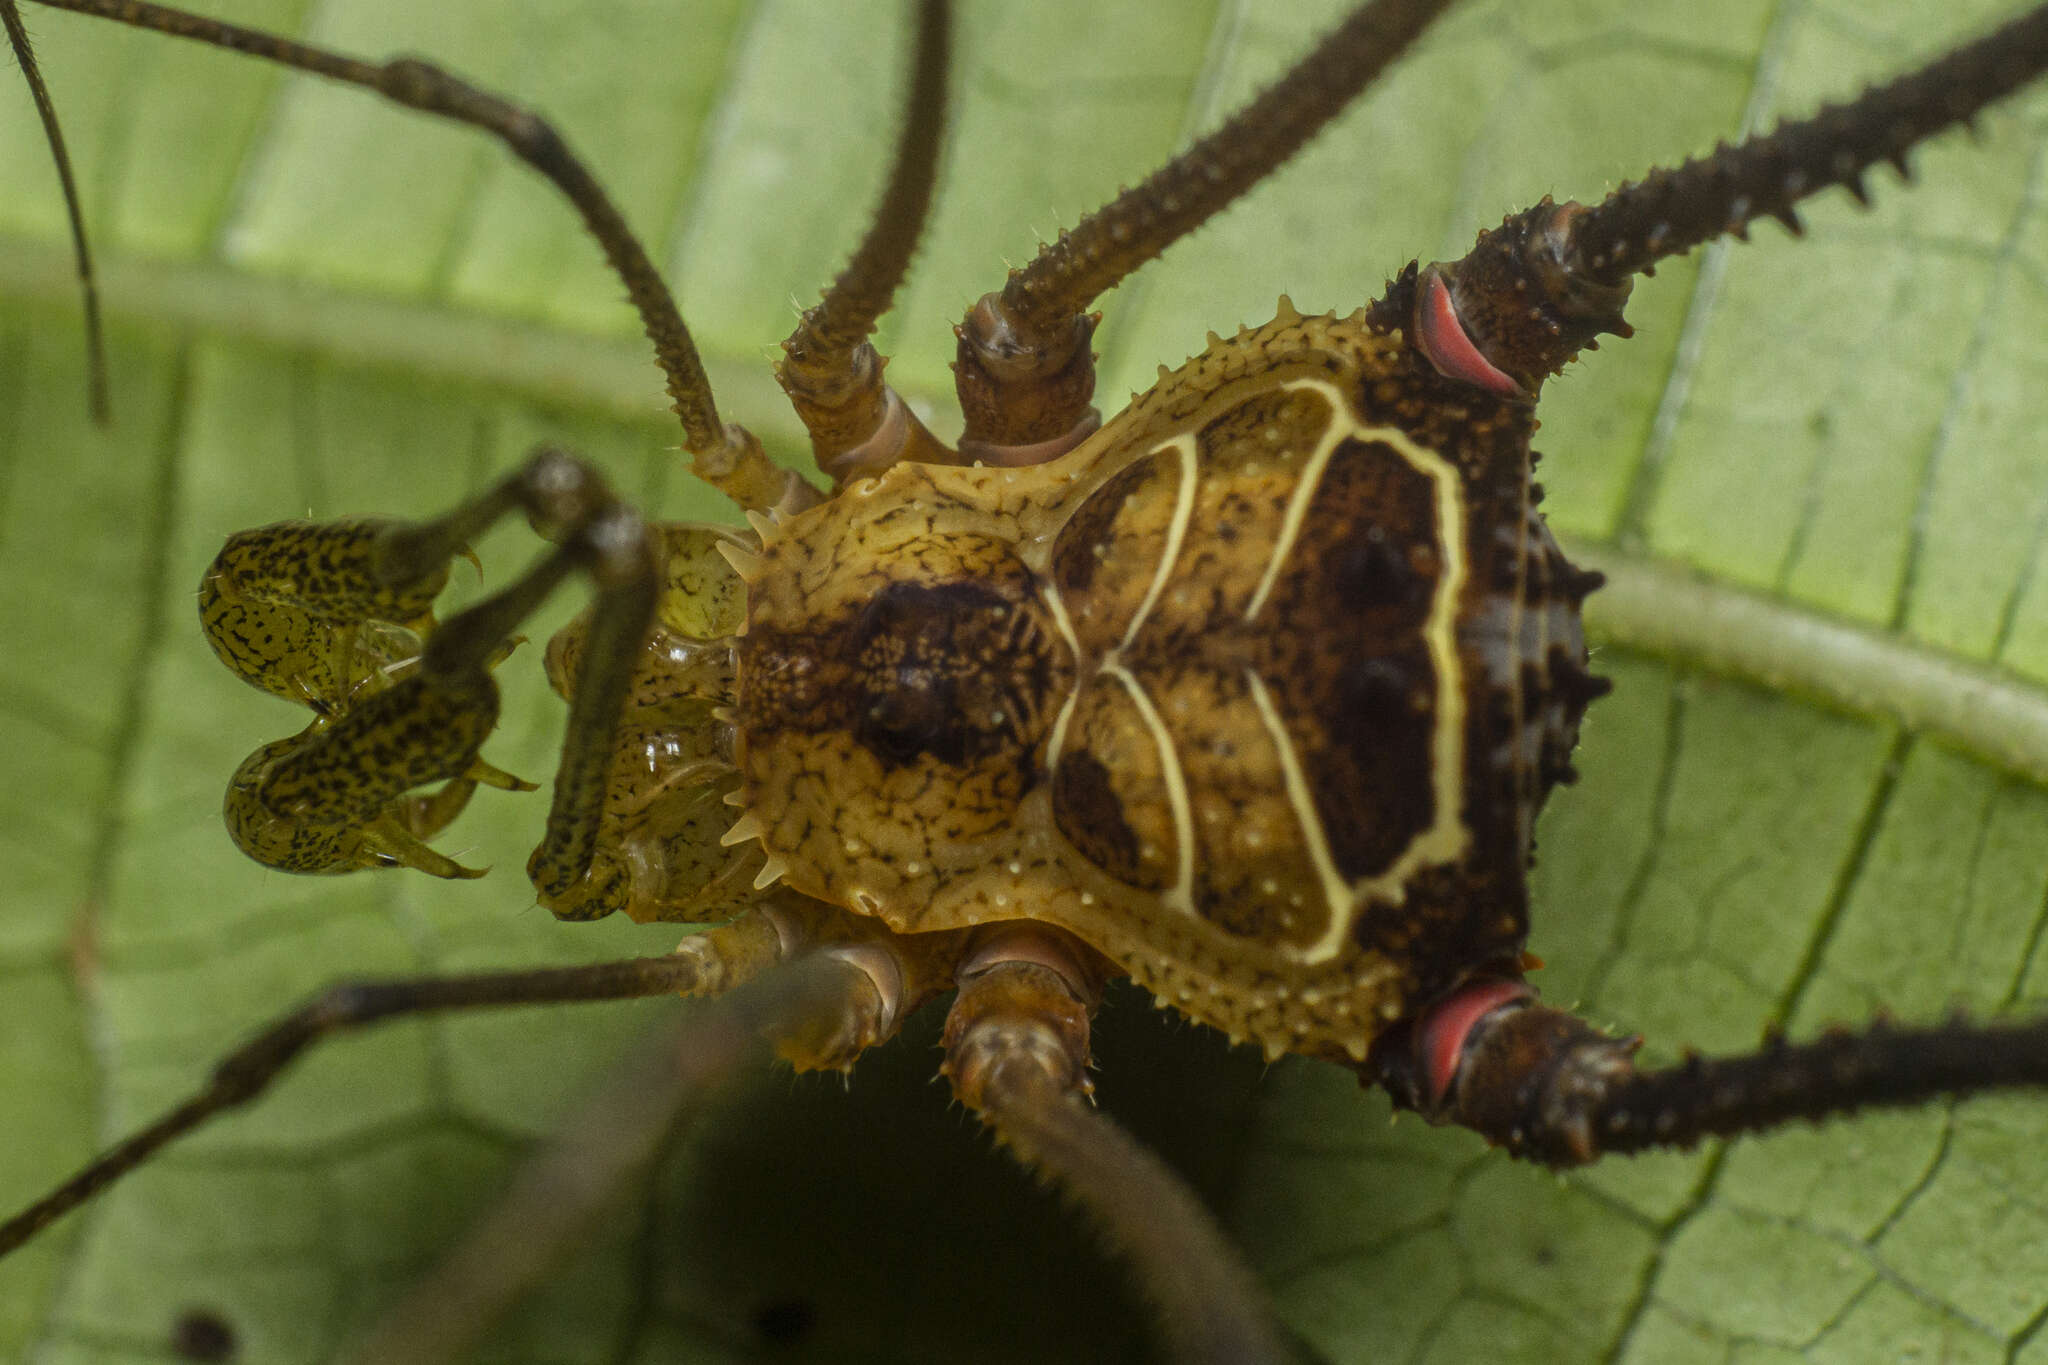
2, 1, 2047, 1361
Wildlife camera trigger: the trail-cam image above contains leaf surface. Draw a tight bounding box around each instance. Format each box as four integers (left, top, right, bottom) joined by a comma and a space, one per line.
2, 1, 2047, 1361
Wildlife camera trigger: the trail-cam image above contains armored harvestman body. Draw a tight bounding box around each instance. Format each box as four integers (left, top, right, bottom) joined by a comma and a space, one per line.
4, 0, 2048, 1358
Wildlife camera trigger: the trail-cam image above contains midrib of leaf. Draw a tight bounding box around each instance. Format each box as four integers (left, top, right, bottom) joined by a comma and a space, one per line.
0, 234, 805, 452
1574, 544, 2048, 785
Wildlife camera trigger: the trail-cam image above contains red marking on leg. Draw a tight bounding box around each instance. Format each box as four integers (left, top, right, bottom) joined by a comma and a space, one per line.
1419, 978, 1534, 1107
1414, 266, 1525, 400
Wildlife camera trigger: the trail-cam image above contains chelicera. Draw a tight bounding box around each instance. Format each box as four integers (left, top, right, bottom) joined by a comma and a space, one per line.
6, 0, 2048, 1359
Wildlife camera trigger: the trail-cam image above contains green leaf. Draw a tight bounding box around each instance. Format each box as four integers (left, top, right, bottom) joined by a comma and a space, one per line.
3, 0, 2047, 1362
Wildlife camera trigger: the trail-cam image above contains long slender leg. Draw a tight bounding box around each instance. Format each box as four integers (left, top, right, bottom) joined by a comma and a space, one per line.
0, 910, 832, 1258
1399, 1, 2048, 398
334, 951, 874, 1365
26, 0, 799, 511
942, 928, 1291, 1365
775, 0, 954, 484
953, 0, 1454, 460
1370, 979, 2048, 1166
1, 0, 106, 422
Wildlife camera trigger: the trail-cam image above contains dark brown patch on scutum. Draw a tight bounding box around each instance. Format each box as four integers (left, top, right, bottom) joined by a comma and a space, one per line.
1258, 438, 1442, 879
1051, 675, 1179, 891
1051, 450, 1190, 658
1052, 454, 1162, 596
851, 582, 1010, 768
1333, 524, 1436, 611
742, 574, 1069, 779
1051, 750, 1144, 883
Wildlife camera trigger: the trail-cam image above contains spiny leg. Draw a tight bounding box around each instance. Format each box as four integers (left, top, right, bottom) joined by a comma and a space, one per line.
941, 928, 1291, 1365
1567, 2, 2048, 287
953, 0, 1455, 461
1, 0, 106, 422
1402, 0, 2048, 397
1370, 979, 2048, 1167
775, 0, 954, 484
25, 0, 801, 512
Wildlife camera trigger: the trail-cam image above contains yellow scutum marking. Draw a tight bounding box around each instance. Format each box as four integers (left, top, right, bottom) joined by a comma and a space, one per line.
1053, 433, 1197, 915
1102, 658, 1196, 917
1244, 389, 1353, 623
1040, 579, 1084, 780
1244, 668, 1352, 962
1235, 376, 1472, 964
1120, 435, 1200, 653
